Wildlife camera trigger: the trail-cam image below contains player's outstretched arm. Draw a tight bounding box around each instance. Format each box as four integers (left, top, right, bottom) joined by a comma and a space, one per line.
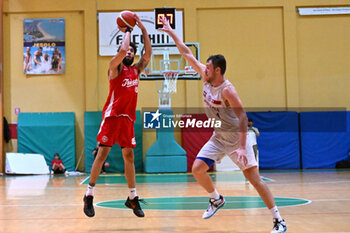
109, 26, 132, 74
158, 17, 206, 77
223, 85, 248, 167
135, 14, 152, 73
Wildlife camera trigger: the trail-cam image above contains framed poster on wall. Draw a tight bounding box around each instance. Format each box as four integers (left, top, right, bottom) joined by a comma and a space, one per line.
23, 18, 65, 75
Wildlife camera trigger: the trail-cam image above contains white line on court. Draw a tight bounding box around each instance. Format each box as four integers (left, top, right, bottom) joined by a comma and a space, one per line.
78, 175, 350, 186
79, 176, 90, 184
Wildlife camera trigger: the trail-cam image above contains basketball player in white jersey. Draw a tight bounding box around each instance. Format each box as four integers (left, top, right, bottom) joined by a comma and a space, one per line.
159, 17, 287, 233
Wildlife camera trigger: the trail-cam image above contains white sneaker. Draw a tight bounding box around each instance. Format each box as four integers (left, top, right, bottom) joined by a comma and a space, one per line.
202, 195, 225, 219
271, 218, 287, 233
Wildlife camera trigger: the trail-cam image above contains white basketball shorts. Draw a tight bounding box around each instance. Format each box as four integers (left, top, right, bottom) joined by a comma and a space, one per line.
197, 135, 258, 171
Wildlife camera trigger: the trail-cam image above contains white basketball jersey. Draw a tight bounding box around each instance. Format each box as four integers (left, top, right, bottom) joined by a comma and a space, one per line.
202, 79, 240, 145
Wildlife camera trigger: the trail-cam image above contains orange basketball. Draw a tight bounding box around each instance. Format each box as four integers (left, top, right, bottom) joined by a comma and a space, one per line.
116, 11, 136, 29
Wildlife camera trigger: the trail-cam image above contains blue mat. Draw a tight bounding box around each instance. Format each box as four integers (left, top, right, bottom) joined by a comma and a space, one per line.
17, 112, 76, 171
300, 111, 350, 168
247, 112, 300, 169
84, 111, 143, 173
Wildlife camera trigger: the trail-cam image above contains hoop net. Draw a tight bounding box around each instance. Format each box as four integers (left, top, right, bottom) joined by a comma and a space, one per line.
162, 71, 179, 94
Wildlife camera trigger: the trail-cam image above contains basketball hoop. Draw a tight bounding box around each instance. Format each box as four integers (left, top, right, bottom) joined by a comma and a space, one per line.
163, 71, 179, 94
156, 70, 179, 108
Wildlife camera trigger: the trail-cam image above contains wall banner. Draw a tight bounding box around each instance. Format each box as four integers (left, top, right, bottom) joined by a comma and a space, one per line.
99, 11, 183, 56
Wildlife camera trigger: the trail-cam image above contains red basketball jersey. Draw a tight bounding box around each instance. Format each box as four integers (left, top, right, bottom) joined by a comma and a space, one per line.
102, 64, 139, 121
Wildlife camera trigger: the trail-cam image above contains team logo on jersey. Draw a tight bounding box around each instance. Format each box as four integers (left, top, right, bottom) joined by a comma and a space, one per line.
211, 99, 222, 105
122, 79, 138, 88
131, 137, 136, 145
205, 94, 222, 106
207, 95, 212, 102
102, 136, 109, 143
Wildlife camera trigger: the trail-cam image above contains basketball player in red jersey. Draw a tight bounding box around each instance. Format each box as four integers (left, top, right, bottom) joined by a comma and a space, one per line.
83, 14, 151, 218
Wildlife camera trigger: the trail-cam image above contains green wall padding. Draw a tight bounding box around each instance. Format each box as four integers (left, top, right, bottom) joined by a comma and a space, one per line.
84, 111, 143, 173
17, 112, 76, 171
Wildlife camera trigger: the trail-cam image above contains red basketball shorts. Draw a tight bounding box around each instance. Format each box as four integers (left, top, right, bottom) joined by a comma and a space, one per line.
96, 116, 136, 148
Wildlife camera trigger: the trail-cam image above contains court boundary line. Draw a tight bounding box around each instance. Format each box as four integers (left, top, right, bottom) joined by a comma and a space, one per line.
80, 176, 90, 184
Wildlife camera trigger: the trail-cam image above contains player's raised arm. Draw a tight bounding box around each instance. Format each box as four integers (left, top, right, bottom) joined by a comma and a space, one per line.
222, 85, 248, 167
158, 17, 206, 78
135, 14, 152, 73
109, 26, 132, 75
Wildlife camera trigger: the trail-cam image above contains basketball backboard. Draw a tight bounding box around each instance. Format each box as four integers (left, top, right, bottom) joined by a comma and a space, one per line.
139, 43, 201, 80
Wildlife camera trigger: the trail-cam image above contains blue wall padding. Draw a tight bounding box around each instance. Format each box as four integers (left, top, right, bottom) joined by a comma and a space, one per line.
145, 108, 187, 173
17, 112, 76, 171
84, 111, 143, 173
300, 111, 350, 168
247, 112, 300, 169
145, 156, 187, 173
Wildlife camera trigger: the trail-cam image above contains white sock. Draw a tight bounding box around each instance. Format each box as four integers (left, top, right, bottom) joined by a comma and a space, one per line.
86, 184, 95, 196
269, 206, 282, 221
209, 189, 220, 200
129, 188, 137, 200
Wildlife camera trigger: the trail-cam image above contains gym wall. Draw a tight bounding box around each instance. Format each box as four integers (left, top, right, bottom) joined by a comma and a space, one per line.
1, 0, 3, 173
3, 0, 350, 171
3, 0, 97, 170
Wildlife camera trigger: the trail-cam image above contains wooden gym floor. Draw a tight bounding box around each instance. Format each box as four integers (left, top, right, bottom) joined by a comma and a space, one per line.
0, 170, 349, 233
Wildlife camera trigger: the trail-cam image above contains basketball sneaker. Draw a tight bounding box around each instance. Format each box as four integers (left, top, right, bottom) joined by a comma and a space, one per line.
125, 196, 145, 217
83, 195, 95, 217
202, 195, 226, 219
271, 218, 287, 233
